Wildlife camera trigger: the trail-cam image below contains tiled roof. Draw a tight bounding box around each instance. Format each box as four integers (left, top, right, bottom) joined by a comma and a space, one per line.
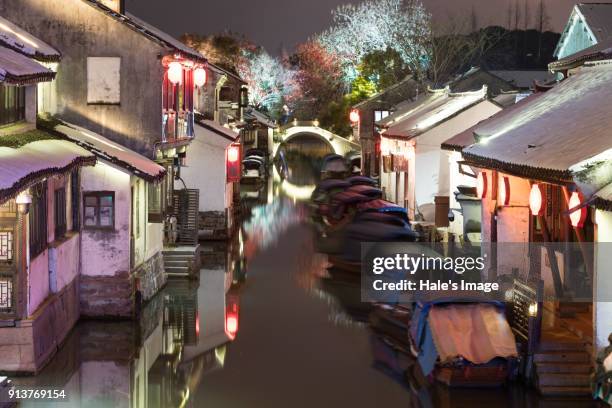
0, 16, 61, 62
0, 46, 56, 85
382, 87, 487, 139
0, 138, 95, 203
463, 62, 612, 189
83, 0, 206, 63
53, 121, 166, 182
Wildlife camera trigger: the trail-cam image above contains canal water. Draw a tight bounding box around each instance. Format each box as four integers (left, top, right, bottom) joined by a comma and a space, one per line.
11, 158, 599, 408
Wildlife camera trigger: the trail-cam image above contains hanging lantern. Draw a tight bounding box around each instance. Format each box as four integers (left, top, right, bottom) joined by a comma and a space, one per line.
194, 67, 207, 87
167, 61, 183, 85
349, 109, 360, 124
476, 172, 488, 199
529, 184, 544, 216
568, 191, 587, 228
499, 176, 510, 206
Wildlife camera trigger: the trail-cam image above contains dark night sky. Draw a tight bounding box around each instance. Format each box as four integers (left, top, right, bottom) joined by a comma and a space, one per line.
125, 0, 612, 54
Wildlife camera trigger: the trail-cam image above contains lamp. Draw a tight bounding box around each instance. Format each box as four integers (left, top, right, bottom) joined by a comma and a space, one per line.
168, 61, 183, 85
194, 67, 207, 88
349, 109, 360, 124
16, 191, 32, 214
529, 184, 544, 216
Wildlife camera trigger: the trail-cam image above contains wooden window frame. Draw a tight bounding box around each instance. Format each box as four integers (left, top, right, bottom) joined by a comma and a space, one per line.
29, 182, 48, 259
71, 169, 80, 231
83, 191, 115, 230
54, 187, 67, 240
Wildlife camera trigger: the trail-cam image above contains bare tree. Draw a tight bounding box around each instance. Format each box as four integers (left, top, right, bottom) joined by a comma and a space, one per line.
426, 15, 501, 86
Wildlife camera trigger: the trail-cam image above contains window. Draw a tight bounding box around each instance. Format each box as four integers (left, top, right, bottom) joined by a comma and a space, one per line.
83, 192, 115, 229
0, 85, 25, 126
0, 229, 13, 262
29, 182, 48, 258
54, 188, 67, 239
87, 57, 121, 104
71, 170, 80, 231
374, 110, 390, 122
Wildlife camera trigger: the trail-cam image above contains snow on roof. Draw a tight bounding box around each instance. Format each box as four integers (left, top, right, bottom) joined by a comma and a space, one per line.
441, 92, 544, 152
377, 89, 447, 128
383, 86, 487, 139
576, 3, 612, 43
54, 121, 166, 182
244, 107, 276, 128
196, 119, 239, 142
0, 46, 55, 85
489, 71, 556, 89
464, 62, 612, 185
0, 16, 60, 62
82, 1, 205, 63
0, 139, 94, 203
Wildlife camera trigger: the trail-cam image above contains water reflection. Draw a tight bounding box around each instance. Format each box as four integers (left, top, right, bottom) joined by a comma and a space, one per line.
12, 157, 601, 407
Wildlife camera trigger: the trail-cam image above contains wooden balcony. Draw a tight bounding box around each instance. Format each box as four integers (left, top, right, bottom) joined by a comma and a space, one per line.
162, 110, 195, 144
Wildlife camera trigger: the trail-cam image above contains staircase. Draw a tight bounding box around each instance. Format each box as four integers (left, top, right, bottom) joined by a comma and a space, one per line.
163, 248, 198, 278
534, 335, 593, 397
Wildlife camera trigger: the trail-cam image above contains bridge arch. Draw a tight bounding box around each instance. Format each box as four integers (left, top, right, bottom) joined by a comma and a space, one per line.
273, 122, 360, 158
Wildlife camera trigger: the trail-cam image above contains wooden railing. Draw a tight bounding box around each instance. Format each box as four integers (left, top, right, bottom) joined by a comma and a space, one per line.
162, 110, 195, 143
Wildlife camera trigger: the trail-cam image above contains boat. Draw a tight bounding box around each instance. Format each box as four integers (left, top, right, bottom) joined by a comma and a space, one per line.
320, 154, 349, 180
409, 299, 518, 387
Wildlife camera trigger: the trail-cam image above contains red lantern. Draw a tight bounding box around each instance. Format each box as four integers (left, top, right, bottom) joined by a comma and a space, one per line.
349, 109, 360, 124
226, 143, 241, 182
477, 172, 487, 199
499, 176, 510, 206
168, 61, 183, 85
568, 191, 587, 228
225, 298, 239, 340
529, 184, 544, 216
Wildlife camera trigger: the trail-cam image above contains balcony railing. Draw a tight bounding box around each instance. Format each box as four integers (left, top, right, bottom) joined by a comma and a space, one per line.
162, 110, 195, 143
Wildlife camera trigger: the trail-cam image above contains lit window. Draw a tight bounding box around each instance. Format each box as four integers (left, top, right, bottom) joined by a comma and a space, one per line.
374, 110, 390, 122
83, 192, 115, 229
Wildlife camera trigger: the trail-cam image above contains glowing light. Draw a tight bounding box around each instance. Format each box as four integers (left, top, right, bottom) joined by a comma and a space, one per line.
194, 67, 207, 87
195, 311, 200, 338
168, 61, 183, 85
80, 131, 125, 151
528, 302, 538, 317
568, 192, 587, 228
225, 312, 238, 340
280, 180, 315, 201
227, 145, 240, 163
15, 191, 32, 205
476, 172, 487, 199
499, 176, 510, 206
349, 109, 360, 123
529, 184, 544, 216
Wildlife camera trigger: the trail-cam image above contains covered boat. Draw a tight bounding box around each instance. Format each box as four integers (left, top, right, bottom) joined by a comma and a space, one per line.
321, 154, 349, 179
410, 299, 518, 387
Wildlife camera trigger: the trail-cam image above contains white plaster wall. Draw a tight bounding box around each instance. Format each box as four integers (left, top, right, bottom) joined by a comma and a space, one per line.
81, 162, 131, 277
131, 177, 146, 267
448, 151, 477, 236
146, 222, 163, 261
28, 251, 49, 316
181, 125, 231, 212
52, 233, 80, 292
595, 210, 612, 352
411, 101, 500, 222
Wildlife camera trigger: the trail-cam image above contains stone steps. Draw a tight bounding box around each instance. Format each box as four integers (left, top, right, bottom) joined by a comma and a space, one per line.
536, 362, 592, 374
538, 373, 591, 387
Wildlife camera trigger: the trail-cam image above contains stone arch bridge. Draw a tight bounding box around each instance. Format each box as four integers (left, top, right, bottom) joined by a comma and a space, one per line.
272, 121, 360, 158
